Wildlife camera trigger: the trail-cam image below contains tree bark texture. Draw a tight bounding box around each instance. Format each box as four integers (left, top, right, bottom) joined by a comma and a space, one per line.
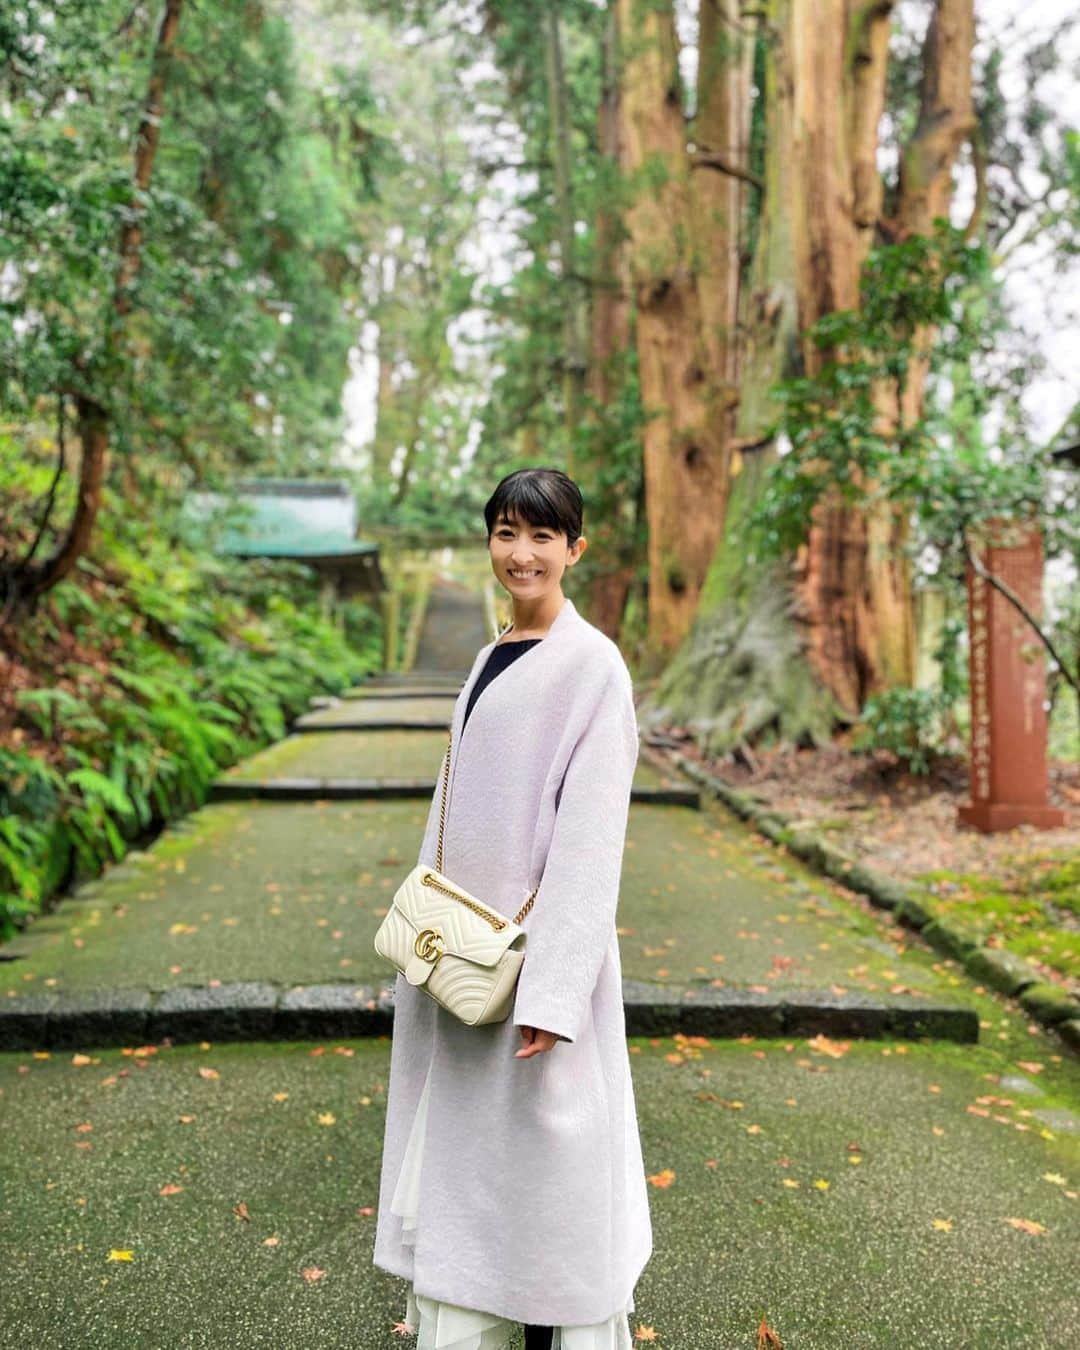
544, 1, 588, 452
584, 4, 638, 639
614, 0, 728, 654
643, 0, 975, 749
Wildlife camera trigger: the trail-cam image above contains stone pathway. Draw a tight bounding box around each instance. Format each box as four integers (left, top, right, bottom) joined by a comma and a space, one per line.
1, 1034, 1077, 1348
1, 578, 1078, 1346
0, 578, 1061, 1052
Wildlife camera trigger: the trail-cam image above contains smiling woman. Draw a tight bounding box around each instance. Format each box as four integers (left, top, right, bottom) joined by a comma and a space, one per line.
486, 481, 588, 639
373, 468, 652, 1350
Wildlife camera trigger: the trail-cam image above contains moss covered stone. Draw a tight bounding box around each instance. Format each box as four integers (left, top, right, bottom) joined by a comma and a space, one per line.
1018, 983, 1080, 1026
963, 947, 1042, 996
921, 918, 981, 961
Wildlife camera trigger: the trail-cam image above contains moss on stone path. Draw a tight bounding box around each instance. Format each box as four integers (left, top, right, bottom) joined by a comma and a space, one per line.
4, 792, 998, 1011
220, 728, 684, 791
910, 865, 1080, 992
297, 697, 459, 728
1, 1035, 1077, 1348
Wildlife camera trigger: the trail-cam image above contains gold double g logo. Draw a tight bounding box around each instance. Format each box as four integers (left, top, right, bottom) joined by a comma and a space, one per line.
414, 927, 446, 963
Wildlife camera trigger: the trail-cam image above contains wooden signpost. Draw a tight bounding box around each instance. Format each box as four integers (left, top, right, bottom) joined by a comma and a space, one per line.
957, 518, 1065, 833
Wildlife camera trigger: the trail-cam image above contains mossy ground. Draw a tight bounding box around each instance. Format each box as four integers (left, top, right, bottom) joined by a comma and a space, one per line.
913, 863, 1079, 992
1, 1033, 1077, 1349
3, 591, 1078, 1347
2, 793, 1003, 1012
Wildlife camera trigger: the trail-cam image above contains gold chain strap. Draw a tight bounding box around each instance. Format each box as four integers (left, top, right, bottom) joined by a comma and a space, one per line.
435, 727, 539, 926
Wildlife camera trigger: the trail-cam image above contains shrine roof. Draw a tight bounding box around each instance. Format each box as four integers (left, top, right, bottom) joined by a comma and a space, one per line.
180, 479, 378, 560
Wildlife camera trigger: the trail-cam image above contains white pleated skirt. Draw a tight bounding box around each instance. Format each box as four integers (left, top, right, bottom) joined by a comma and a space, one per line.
389, 1058, 635, 1350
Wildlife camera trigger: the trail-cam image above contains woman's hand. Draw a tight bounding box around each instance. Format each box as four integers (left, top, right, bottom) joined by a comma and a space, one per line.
515, 1025, 560, 1058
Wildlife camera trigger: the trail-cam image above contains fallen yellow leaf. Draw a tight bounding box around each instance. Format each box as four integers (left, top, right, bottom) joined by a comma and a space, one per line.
807, 1034, 850, 1058
1003, 1217, 1047, 1235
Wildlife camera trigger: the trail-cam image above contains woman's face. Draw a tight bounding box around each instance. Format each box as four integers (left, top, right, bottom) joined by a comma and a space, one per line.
488, 511, 585, 598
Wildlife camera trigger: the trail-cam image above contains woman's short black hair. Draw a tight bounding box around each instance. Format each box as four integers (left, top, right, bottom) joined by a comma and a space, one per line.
484, 468, 584, 548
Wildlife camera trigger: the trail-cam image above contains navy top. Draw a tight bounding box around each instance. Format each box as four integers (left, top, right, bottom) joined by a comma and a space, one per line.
462, 637, 542, 730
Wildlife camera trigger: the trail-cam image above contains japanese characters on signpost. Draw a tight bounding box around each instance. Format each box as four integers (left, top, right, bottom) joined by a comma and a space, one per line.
957, 518, 1066, 833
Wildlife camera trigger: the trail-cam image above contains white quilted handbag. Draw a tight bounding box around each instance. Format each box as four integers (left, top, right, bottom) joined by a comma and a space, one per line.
373, 731, 539, 1026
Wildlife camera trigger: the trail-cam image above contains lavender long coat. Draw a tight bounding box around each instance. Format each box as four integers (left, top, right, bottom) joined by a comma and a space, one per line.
372, 595, 653, 1326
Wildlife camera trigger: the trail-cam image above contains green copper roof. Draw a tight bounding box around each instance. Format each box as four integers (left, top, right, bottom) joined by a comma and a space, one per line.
180, 480, 378, 559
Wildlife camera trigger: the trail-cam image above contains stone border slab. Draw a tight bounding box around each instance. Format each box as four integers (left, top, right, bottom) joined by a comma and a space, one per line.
146, 982, 279, 1042
0, 980, 978, 1052
208, 779, 701, 808
353, 672, 468, 685
338, 690, 459, 702
664, 748, 1080, 1054
45, 988, 153, 1050
291, 716, 452, 732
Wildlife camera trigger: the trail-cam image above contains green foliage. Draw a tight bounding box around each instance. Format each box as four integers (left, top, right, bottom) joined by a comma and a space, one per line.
745, 223, 1077, 586
745, 218, 1078, 766
0, 0, 384, 482
851, 688, 952, 775
0, 472, 381, 939
852, 603, 970, 774
746, 221, 1010, 558
451, 0, 646, 579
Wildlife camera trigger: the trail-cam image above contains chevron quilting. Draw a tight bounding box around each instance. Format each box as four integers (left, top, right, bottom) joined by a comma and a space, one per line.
373, 871, 528, 1023
389, 864, 523, 964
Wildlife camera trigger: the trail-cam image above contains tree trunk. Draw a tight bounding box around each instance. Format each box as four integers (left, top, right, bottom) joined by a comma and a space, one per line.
583, 4, 638, 639
646, 0, 975, 751
894, 0, 977, 423
614, 0, 728, 657
689, 0, 754, 483
5, 0, 185, 619
372, 307, 399, 481
544, 1, 588, 455
858, 0, 976, 686
785, 2, 893, 712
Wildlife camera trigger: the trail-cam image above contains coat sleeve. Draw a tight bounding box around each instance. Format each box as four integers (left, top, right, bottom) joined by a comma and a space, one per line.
511, 662, 638, 1044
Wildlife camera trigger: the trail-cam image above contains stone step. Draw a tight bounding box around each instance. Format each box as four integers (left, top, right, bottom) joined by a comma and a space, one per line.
207, 778, 701, 807
0, 979, 979, 1052
293, 713, 452, 732
337, 688, 460, 701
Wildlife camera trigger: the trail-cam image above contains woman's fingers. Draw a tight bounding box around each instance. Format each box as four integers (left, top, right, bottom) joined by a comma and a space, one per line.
514, 1026, 558, 1058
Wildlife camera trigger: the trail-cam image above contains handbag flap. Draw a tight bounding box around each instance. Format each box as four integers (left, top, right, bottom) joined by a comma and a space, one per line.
393, 864, 523, 967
